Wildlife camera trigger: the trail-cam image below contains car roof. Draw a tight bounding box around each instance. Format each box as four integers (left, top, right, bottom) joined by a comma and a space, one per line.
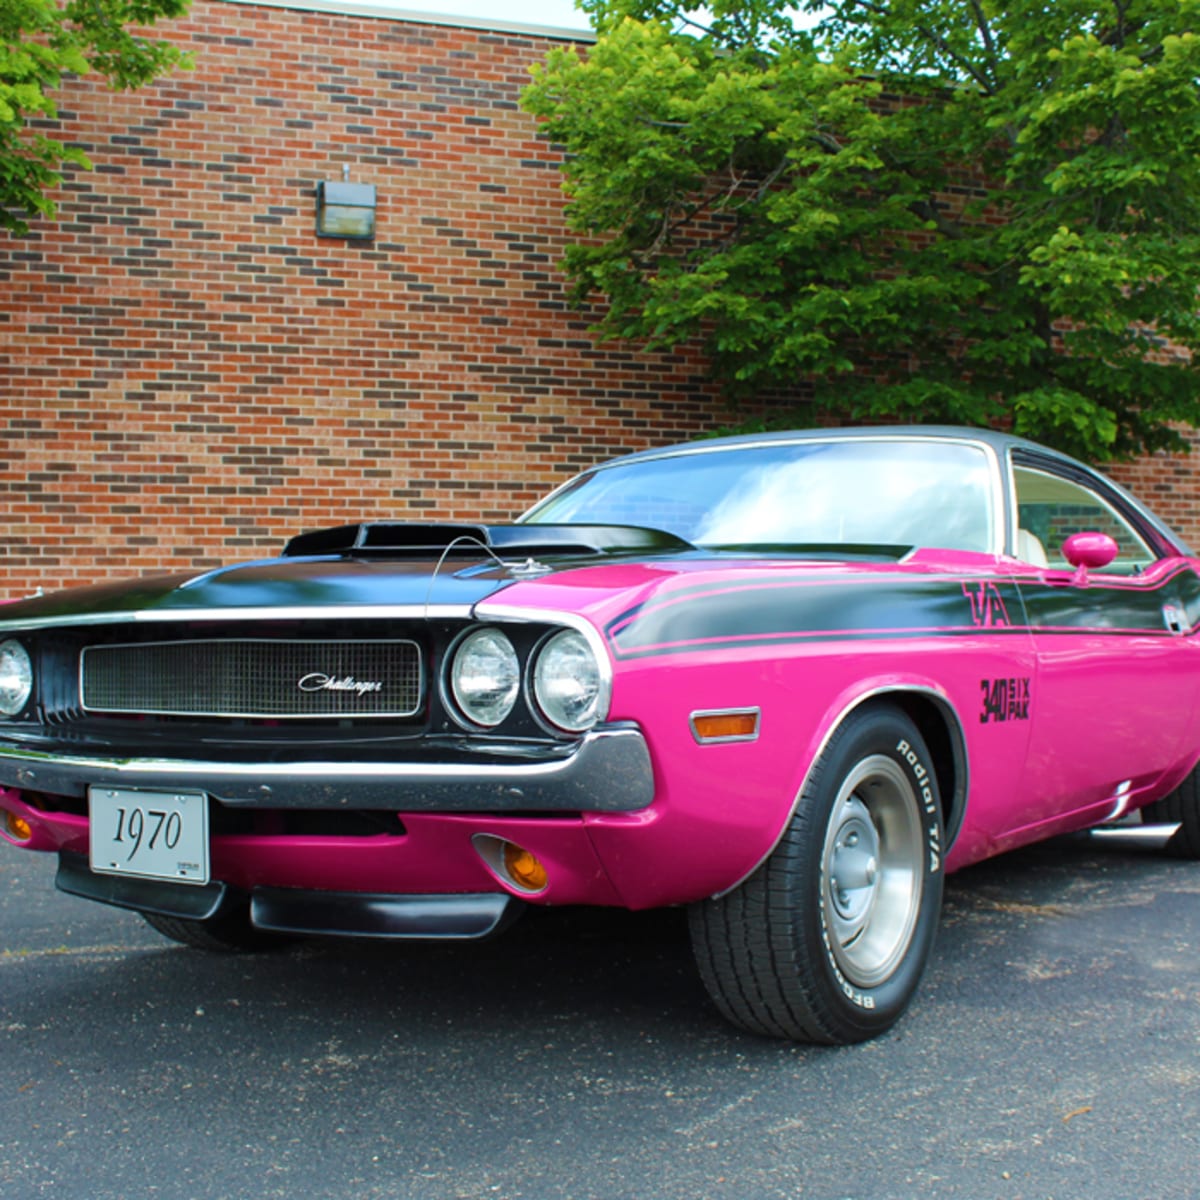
592, 425, 1079, 471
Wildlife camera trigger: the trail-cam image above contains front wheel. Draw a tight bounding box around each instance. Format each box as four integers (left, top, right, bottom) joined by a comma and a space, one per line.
689, 704, 944, 1044
142, 907, 286, 952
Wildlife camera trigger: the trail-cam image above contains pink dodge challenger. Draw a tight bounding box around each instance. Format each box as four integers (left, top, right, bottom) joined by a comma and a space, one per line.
1, 427, 1197, 1043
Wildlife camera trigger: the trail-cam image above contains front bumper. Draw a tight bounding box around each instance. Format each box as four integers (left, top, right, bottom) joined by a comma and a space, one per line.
0, 724, 654, 812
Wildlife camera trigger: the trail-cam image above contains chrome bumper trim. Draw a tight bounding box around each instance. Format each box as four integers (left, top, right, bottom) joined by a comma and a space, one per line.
0, 726, 654, 811
0, 603, 475, 634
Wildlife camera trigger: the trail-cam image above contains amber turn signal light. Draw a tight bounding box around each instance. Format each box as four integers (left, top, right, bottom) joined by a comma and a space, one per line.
2, 808, 33, 842
503, 843, 549, 893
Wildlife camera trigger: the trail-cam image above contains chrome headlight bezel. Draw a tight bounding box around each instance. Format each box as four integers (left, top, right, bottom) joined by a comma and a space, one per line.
531, 628, 606, 733
0, 639, 33, 717
447, 627, 521, 729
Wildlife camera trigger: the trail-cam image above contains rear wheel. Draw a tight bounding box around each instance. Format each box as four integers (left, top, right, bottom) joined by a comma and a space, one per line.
689, 704, 944, 1043
142, 907, 284, 952
1141, 769, 1200, 859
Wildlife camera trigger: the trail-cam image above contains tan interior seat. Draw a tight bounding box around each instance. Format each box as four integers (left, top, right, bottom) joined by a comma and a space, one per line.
1017, 529, 1048, 567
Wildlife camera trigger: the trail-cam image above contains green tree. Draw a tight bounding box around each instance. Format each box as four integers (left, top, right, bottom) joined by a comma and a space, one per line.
1, 0, 189, 235
523, 0, 1200, 460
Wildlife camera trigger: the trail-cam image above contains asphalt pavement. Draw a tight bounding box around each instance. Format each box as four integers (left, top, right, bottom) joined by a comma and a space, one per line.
1, 827, 1197, 1200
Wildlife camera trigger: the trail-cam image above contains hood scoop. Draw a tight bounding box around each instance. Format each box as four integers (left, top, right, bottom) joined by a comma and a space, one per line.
282, 522, 693, 560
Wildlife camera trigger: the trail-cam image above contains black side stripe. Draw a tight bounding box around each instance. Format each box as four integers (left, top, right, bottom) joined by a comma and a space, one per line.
605, 570, 1198, 659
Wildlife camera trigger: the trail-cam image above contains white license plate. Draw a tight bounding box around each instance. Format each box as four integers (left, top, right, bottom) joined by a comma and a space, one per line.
89, 787, 210, 885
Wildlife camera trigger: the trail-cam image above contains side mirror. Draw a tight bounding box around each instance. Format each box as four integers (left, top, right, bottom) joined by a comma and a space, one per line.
1062, 531, 1118, 570
1062, 531, 1118, 586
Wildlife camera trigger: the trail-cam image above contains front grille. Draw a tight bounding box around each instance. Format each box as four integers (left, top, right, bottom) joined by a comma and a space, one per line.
80, 639, 422, 719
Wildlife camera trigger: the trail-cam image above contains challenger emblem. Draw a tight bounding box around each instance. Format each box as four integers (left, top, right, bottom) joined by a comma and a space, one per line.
298, 673, 384, 696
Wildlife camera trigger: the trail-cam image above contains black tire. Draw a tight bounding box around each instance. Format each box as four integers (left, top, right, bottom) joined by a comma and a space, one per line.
688, 704, 945, 1044
1140, 769, 1200, 859
142, 907, 285, 952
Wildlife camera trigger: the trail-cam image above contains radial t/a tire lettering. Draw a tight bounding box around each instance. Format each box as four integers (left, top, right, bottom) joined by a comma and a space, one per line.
688, 704, 945, 1044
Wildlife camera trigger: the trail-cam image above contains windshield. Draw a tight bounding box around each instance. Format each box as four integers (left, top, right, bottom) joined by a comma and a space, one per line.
524, 438, 996, 553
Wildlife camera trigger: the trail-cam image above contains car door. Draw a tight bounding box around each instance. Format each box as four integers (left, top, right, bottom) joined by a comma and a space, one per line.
1010, 451, 1200, 831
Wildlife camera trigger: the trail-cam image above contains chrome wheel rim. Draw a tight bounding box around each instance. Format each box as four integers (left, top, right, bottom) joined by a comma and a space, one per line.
821, 755, 924, 989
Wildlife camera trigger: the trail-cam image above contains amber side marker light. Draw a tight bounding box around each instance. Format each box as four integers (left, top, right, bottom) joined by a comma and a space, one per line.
2, 808, 33, 842
690, 708, 761, 744
503, 843, 549, 893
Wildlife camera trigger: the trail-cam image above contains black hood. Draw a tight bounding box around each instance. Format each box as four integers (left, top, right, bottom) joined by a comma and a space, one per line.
0, 523, 692, 627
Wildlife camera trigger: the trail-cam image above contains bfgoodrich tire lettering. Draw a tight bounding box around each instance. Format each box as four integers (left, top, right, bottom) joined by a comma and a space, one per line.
688, 704, 944, 1044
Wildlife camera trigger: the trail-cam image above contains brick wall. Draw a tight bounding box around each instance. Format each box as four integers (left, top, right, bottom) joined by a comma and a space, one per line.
2, 0, 1198, 600
0, 0, 729, 597
1108, 441, 1200, 552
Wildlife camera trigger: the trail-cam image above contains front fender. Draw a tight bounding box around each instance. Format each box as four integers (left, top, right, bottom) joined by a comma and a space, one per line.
587, 641, 996, 909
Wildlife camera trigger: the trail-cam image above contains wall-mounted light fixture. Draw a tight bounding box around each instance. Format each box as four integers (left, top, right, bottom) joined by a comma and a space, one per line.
315, 171, 376, 240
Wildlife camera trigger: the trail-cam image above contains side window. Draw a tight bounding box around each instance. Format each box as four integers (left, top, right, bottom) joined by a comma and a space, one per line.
1013, 466, 1156, 575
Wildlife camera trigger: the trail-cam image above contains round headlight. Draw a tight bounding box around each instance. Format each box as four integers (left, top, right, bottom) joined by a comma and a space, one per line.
0, 640, 33, 717
533, 629, 605, 733
450, 629, 520, 727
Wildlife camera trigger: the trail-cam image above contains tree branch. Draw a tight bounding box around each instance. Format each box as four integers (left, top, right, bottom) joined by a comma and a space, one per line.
851, 0, 997, 95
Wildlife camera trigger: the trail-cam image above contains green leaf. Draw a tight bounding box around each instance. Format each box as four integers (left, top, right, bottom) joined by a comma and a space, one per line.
0, 0, 191, 233
524, 0, 1200, 460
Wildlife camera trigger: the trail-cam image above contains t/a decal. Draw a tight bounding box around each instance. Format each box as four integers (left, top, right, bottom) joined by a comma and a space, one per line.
963, 581, 1011, 628
980, 677, 1030, 724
